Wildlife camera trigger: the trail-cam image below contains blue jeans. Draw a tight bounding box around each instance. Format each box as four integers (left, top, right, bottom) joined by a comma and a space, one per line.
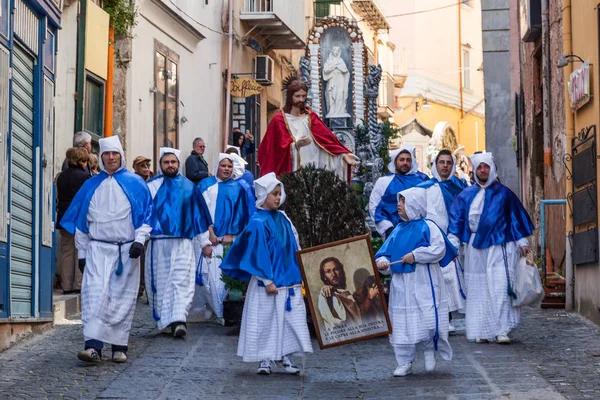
85, 339, 128, 356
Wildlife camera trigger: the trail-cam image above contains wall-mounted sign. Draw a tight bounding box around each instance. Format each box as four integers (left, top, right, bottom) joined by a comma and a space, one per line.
230, 77, 262, 98
569, 61, 591, 111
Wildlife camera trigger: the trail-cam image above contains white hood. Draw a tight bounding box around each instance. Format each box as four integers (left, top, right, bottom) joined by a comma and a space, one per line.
226, 146, 248, 180
388, 145, 419, 175
470, 152, 498, 188
254, 172, 286, 209
158, 147, 182, 175
98, 135, 126, 172
214, 153, 235, 181
431, 153, 457, 181
397, 187, 428, 221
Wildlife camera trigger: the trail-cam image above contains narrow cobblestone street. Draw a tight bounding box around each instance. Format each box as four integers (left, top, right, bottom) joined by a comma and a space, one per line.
1, 302, 599, 399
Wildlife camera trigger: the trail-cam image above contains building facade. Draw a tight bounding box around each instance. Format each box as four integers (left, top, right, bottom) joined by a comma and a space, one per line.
0, 0, 61, 348
377, 0, 486, 161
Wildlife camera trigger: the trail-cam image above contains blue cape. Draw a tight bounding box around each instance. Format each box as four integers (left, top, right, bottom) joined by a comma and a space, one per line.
375, 219, 457, 273
60, 169, 156, 235
220, 209, 303, 287
418, 176, 468, 215
149, 174, 212, 238
198, 177, 253, 237
448, 181, 534, 249
374, 172, 428, 227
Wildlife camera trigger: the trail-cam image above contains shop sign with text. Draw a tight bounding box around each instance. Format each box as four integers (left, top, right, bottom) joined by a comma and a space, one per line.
569, 61, 590, 111
230, 77, 262, 98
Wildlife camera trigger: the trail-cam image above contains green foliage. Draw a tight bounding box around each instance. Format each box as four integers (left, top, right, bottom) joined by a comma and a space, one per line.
103, 0, 138, 38
370, 236, 385, 254
218, 244, 249, 297
379, 120, 400, 175
281, 165, 368, 248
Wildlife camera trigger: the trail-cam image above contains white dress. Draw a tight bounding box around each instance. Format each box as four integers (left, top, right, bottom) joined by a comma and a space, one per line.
285, 113, 347, 181
75, 176, 152, 345
377, 220, 452, 365
145, 177, 196, 330
452, 188, 527, 340
424, 183, 466, 313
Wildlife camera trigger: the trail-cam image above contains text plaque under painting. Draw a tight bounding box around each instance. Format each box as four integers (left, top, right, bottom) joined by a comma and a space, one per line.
572, 229, 599, 266
573, 186, 598, 227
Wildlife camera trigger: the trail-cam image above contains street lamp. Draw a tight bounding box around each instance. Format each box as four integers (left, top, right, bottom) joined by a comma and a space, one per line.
415, 98, 431, 112
557, 53, 585, 68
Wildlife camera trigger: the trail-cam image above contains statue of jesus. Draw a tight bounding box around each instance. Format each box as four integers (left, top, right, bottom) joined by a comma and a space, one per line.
257, 76, 359, 182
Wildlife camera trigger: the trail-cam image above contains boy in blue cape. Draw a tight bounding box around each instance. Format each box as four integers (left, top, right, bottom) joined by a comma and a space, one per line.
221, 173, 313, 375
375, 187, 457, 377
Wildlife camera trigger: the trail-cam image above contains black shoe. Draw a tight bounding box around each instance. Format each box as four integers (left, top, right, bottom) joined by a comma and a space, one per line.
173, 324, 187, 338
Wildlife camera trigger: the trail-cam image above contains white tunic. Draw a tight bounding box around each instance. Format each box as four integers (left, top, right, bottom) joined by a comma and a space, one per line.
75, 176, 152, 345
285, 113, 347, 181
145, 177, 196, 330
191, 180, 230, 319
451, 188, 528, 340
423, 183, 466, 313
238, 277, 313, 362
377, 220, 452, 361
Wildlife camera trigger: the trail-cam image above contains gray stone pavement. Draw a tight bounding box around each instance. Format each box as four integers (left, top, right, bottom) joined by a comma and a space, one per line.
1, 301, 599, 399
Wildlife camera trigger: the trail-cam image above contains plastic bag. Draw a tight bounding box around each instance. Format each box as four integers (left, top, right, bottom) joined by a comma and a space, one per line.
512, 257, 544, 307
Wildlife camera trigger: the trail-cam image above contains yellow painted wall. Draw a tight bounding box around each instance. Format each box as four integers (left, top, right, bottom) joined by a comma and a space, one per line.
566, 0, 600, 325
394, 97, 486, 155
84, 0, 109, 80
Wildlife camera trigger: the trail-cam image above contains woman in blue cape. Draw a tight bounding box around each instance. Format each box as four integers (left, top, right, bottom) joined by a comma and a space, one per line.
375, 187, 457, 377
191, 153, 253, 323
221, 173, 312, 375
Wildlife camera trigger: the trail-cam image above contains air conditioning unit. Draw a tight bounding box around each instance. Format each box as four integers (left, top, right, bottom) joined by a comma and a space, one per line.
255, 55, 274, 86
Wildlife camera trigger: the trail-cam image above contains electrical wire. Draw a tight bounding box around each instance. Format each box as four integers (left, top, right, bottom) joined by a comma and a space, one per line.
355, 1, 465, 24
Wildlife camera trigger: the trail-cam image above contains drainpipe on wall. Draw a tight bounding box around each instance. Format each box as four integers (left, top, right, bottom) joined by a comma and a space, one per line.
224, 0, 233, 152
458, 1, 464, 120
75, 0, 88, 133
562, 0, 574, 311
104, 27, 114, 137
542, 0, 552, 167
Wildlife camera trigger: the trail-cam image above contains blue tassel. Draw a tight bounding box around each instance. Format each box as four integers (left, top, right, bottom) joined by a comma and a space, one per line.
455, 261, 467, 300
115, 258, 123, 276
285, 288, 295, 312
149, 240, 160, 321
195, 257, 204, 286
152, 309, 161, 321
427, 264, 440, 352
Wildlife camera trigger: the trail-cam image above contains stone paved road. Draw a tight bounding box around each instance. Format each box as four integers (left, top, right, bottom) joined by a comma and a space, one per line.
1, 301, 599, 399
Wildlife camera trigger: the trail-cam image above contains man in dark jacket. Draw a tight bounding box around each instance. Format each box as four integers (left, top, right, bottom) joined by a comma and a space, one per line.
56, 147, 91, 294
185, 137, 210, 184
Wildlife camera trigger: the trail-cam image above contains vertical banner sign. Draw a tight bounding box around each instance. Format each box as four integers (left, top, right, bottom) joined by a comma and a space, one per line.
568, 61, 590, 111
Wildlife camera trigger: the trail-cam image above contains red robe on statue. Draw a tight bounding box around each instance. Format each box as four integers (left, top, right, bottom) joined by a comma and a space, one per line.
257, 110, 352, 180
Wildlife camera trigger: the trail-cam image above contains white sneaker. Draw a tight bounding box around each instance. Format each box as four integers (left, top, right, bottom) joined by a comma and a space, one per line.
173, 324, 187, 338
424, 350, 436, 372
448, 322, 457, 334
278, 355, 300, 374
393, 363, 412, 377
257, 359, 272, 375
77, 348, 100, 362
203, 308, 214, 321
496, 333, 511, 344
112, 351, 127, 363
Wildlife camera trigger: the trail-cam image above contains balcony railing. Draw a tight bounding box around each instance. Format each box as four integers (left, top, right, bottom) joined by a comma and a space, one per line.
378, 71, 395, 119
241, 0, 305, 49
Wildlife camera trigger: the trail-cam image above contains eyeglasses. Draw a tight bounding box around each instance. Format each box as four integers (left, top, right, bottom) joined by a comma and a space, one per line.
197, 145, 206, 148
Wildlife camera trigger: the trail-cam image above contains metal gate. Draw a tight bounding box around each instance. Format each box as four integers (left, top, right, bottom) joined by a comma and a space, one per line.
10, 45, 35, 317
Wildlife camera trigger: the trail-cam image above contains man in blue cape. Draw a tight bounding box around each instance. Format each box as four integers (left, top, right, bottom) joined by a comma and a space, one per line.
146, 148, 212, 338
61, 135, 155, 364
418, 149, 468, 331
448, 152, 534, 344
369, 145, 428, 238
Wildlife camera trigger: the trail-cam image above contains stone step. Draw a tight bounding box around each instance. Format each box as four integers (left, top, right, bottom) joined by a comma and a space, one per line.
52, 291, 81, 322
